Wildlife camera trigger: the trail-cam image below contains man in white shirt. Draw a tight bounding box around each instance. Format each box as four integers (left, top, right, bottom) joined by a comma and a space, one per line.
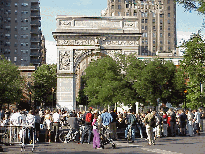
10, 110, 22, 126
26, 110, 35, 143
52, 109, 61, 142
194, 109, 201, 135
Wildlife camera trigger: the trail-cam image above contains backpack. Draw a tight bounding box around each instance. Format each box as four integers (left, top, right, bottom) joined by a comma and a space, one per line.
85, 113, 92, 123
128, 114, 136, 125
149, 115, 156, 127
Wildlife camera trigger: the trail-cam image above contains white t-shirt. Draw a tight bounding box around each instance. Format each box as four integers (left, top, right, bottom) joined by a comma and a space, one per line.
26, 114, 35, 126
194, 112, 201, 123
53, 112, 60, 122
10, 112, 22, 126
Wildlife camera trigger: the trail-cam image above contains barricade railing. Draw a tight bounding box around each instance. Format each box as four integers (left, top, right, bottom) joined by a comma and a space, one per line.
0, 125, 35, 152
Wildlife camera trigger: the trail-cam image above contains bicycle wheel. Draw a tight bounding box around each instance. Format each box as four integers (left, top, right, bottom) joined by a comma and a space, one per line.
59, 131, 66, 143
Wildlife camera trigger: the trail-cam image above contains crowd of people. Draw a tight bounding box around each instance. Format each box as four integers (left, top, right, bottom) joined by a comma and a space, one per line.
0, 107, 204, 149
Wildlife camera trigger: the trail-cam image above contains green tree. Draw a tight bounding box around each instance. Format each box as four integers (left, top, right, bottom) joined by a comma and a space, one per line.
131, 58, 186, 106
0, 58, 23, 108
181, 34, 205, 109
83, 56, 128, 107
32, 64, 57, 107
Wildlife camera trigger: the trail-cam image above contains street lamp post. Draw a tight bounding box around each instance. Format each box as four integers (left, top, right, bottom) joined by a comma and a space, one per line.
29, 91, 32, 110
52, 87, 55, 111
184, 90, 187, 109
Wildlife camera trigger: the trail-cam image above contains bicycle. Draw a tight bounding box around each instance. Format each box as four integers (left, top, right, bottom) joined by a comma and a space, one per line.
59, 125, 79, 143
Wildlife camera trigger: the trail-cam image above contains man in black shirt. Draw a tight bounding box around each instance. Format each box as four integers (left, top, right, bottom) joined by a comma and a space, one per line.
110, 108, 118, 140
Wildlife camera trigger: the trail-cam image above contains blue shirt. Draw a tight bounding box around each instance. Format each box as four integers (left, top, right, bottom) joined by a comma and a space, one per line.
101, 112, 113, 126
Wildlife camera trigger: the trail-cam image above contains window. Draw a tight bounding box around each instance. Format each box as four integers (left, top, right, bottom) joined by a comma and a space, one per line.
143, 32, 147, 37
160, 46, 163, 51
142, 19, 144, 23
14, 42, 17, 47
5, 42, 10, 46
21, 35, 28, 38
14, 57, 17, 62
126, 12, 129, 16
7, 57, 10, 61
126, 4, 129, 8
168, 13, 170, 17
160, 33, 163, 37
160, 40, 163, 44
153, 26, 155, 30
142, 39, 144, 44
160, 26, 163, 30
24, 19, 28, 22
142, 25, 144, 30
153, 40, 156, 44
152, 12, 155, 17
145, 19, 148, 23
111, 5, 114, 9
118, 5, 121, 9
7, 18, 11, 22
15, 49, 17, 53
153, 33, 156, 38
145, 39, 148, 44
21, 27, 28, 30
145, 26, 147, 30
141, 12, 144, 17
168, 6, 170, 10
15, 3, 18, 7
167, 0, 170, 4
134, 11, 137, 16
153, 46, 156, 51
21, 3, 28, 6
21, 11, 28, 14
168, 19, 170, 24
160, 19, 163, 24
145, 12, 148, 17
15, 18, 17, 23
152, 19, 155, 23
168, 46, 171, 51
168, 40, 170, 44
111, 0, 114, 2
21, 43, 28, 46
118, 12, 121, 16
8, 10, 11, 14
168, 33, 171, 37
160, 14, 163, 18
168, 27, 170, 30
118, 0, 121, 2
15, 10, 17, 15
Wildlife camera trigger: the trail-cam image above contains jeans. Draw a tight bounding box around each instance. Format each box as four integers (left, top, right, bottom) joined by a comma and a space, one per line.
136, 124, 143, 138
125, 125, 135, 141
81, 125, 92, 144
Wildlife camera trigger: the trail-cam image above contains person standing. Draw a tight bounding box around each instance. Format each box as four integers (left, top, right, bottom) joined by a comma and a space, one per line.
199, 108, 203, 132
81, 107, 93, 144
67, 112, 80, 142
92, 113, 102, 149
178, 110, 187, 136
26, 110, 35, 143
34, 109, 41, 142
162, 111, 168, 137
125, 109, 136, 143
136, 113, 143, 139
168, 108, 176, 137
44, 110, 52, 142
144, 111, 156, 145
52, 109, 61, 142
193, 109, 201, 135
101, 108, 113, 139
110, 108, 118, 140
187, 110, 194, 136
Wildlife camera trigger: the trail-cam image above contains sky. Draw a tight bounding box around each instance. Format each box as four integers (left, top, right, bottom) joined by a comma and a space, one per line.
39, 0, 205, 64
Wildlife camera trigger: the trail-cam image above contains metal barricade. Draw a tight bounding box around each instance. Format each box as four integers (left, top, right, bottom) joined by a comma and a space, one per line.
0, 125, 35, 152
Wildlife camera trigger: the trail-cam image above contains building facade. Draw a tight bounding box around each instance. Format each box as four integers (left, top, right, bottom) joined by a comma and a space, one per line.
102, 0, 176, 56
0, 0, 42, 66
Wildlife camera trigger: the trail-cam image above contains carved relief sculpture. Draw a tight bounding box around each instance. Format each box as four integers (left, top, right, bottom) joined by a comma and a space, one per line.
59, 51, 71, 70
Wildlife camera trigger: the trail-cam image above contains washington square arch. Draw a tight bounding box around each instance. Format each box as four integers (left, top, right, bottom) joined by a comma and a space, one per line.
52, 16, 142, 111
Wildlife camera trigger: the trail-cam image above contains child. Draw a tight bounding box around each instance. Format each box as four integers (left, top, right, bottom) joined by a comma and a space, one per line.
92, 113, 102, 149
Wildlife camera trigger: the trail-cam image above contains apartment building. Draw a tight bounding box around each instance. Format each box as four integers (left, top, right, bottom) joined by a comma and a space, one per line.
0, 0, 43, 66
102, 0, 176, 56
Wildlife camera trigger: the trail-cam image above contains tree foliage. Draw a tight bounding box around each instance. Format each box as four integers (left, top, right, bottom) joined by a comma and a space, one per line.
83, 56, 132, 107
176, 0, 205, 14
0, 58, 23, 108
180, 34, 205, 109
32, 64, 57, 106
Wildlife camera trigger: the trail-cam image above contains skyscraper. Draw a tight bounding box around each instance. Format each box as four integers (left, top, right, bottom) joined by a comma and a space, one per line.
102, 0, 176, 56
0, 0, 42, 66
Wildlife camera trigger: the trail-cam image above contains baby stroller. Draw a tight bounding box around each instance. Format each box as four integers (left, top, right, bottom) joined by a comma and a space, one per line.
99, 125, 116, 149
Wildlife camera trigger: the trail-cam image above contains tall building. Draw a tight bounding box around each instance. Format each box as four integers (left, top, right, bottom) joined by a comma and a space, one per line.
40, 35, 46, 65
102, 0, 176, 56
0, 0, 42, 66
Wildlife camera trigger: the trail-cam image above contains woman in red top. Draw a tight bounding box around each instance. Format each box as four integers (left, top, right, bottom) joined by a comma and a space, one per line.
162, 111, 168, 137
